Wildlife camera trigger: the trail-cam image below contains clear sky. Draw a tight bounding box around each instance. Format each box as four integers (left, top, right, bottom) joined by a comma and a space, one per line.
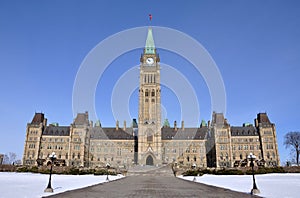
0, 0, 299, 164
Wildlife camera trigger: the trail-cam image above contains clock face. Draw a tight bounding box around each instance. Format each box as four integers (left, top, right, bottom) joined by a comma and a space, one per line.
146, 57, 154, 65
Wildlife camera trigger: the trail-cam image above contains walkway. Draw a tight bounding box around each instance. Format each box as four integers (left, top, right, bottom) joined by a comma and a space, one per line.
46, 166, 257, 198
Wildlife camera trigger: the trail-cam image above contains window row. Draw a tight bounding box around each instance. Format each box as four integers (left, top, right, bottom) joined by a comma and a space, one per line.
232, 144, 260, 151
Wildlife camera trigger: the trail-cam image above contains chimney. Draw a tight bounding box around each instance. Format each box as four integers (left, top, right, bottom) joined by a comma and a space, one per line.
254, 119, 258, 127
224, 119, 228, 125
123, 120, 126, 130
174, 121, 177, 131
43, 118, 47, 126
208, 120, 211, 127
116, 120, 119, 130
181, 120, 184, 130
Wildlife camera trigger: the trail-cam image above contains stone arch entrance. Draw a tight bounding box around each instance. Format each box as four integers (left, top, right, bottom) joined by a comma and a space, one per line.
146, 155, 154, 166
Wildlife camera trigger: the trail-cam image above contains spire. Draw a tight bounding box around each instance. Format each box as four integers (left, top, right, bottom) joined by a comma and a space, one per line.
145, 28, 155, 54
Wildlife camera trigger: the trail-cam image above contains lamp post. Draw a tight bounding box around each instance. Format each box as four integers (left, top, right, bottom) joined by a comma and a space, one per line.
44, 152, 57, 193
106, 162, 110, 181
247, 153, 260, 195
192, 164, 197, 182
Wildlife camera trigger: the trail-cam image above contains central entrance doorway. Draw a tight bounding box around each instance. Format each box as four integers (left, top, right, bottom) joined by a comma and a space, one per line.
146, 155, 154, 166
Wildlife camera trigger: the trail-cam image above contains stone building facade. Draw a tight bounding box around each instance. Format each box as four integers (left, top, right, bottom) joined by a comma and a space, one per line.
23, 28, 280, 168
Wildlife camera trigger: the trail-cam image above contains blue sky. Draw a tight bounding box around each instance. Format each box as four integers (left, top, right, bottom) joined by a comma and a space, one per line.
0, 0, 299, 164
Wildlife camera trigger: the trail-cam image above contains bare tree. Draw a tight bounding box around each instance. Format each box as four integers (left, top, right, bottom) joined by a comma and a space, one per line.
3, 154, 9, 164
2, 152, 17, 164
9, 152, 17, 164
284, 131, 300, 165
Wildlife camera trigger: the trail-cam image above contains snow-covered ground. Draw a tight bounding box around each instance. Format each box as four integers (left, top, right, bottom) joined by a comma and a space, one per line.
1, 172, 299, 198
179, 173, 300, 198
0, 172, 124, 198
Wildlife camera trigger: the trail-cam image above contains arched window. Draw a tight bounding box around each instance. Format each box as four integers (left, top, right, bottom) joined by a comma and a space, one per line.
240, 154, 243, 160
145, 89, 149, 97
151, 89, 155, 96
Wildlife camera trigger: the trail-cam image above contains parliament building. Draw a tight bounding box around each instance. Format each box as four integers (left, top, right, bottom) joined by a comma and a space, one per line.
23, 28, 280, 169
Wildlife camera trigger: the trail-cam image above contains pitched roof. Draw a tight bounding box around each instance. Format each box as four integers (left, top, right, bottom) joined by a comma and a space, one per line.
31, 113, 44, 124
257, 113, 271, 124
161, 127, 208, 140
73, 112, 89, 126
145, 27, 155, 54
90, 127, 134, 140
231, 126, 258, 136
42, 126, 70, 136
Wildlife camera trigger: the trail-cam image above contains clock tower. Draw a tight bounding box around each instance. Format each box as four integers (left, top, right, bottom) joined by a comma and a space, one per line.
138, 27, 162, 166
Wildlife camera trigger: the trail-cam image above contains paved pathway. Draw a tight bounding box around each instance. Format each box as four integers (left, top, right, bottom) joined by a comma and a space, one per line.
46, 166, 257, 198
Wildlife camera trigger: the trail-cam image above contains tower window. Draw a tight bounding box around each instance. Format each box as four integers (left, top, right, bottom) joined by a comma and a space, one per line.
151, 99, 155, 102
151, 90, 155, 96
147, 135, 153, 143
145, 89, 149, 97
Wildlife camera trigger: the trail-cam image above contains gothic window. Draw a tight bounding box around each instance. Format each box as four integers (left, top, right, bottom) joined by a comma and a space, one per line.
72, 153, 75, 159
147, 135, 153, 143
66, 153, 68, 159
240, 154, 243, 160
187, 156, 190, 162
145, 89, 149, 97
151, 89, 155, 96
267, 152, 270, 159
194, 156, 196, 161
151, 99, 155, 102
78, 153, 80, 159
145, 99, 148, 102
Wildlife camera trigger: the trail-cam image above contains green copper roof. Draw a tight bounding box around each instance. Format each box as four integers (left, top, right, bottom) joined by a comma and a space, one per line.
145, 28, 155, 54
95, 120, 101, 127
163, 119, 170, 127
201, 119, 207, 127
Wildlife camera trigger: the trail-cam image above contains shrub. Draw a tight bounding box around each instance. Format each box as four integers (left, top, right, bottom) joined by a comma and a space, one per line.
215, 169, 243, 175
246, 167, 286, 175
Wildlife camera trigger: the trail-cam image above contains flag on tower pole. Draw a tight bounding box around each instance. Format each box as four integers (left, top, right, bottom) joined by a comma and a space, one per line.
149, 14, 152, 21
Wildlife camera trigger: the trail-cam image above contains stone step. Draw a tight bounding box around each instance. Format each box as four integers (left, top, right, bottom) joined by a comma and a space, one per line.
127, 164, 174, 176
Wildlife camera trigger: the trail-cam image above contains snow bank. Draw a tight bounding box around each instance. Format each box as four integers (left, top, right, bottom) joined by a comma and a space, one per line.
0, 172, 124, 198
179, 173, 300, 198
